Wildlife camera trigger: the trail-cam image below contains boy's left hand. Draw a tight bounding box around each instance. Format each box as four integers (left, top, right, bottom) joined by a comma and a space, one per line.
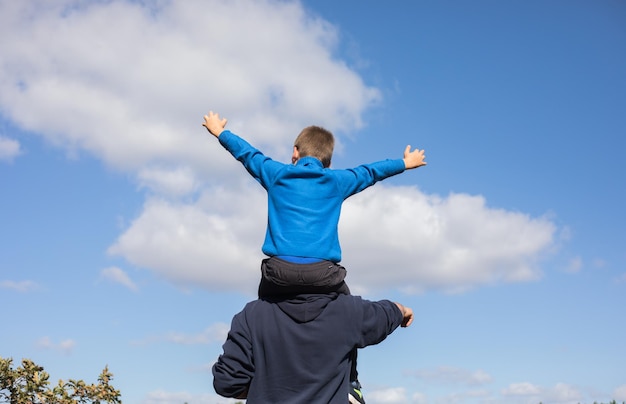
203, 111, 228, 137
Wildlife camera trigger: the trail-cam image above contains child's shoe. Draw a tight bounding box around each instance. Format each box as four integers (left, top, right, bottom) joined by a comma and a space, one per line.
348, 380, 365, 404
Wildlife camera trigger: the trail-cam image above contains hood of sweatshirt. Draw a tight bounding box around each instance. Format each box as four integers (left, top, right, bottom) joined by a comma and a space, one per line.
272, 293, 339, 323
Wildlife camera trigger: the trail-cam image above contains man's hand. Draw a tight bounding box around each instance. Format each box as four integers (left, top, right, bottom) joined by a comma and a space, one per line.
203, 111, 228, 137
403, 145, 427, 170
395, 302, 414, 327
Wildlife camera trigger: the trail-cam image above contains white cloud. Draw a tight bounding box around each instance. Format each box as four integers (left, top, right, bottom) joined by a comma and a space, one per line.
562, 255, 607, 274
108, 183, 557, 294
502, 382, 541, 396
0, 136, 21, 162
564, 256, 583, 273
166, 323, 230, 345
137, 165, 199, 197
409, 366, 492, 386
366, 387, 434, 404
367, 387, 410, 404
141, 390, 232, 404
437, 389, 491, 404
546, 383, 583, 404
591, 258, 607, 269
100, 266, 138, 291
36, 336, 76, 355
0, 0, 377, 173
614, 384, 626, 401
499, 381, 616, 404
108, 187, 265, 293
1, 1, 559, 295
341, 187, 556, 294
0, 280, 38, 292
133, 323, 229, 346
410, 391, 428, 404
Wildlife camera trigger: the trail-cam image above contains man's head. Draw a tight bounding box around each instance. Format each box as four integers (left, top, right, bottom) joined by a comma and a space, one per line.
293, 126, 334, 168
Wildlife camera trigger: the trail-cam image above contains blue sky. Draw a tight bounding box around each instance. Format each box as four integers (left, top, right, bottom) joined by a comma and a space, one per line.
1, 1, 625, 403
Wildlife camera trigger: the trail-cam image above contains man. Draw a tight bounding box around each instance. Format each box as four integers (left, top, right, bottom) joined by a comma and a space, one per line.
213, 292, 414, 403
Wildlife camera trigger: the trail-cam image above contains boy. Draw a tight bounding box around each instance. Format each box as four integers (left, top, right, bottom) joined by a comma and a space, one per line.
203, 111, 426, 402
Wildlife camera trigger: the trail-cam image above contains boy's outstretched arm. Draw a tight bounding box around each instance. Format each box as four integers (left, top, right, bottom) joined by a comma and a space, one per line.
403, 145, 427, 170
203, 111, 228, 138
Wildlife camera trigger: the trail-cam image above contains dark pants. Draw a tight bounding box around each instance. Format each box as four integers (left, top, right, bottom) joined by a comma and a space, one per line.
258, 256, 351, 297
258, 256, 359, 382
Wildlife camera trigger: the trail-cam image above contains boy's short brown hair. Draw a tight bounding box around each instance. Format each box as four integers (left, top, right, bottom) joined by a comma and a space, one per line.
294, 126, 334, 168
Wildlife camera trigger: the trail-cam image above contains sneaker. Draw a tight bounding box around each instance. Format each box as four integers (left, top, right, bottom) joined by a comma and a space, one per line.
348, 380, 365, 404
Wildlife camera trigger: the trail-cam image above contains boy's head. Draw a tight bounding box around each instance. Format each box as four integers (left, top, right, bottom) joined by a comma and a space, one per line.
293, 126, 334, 168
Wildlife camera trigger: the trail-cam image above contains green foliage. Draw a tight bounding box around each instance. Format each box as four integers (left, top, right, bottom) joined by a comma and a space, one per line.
0, 357, 121, 404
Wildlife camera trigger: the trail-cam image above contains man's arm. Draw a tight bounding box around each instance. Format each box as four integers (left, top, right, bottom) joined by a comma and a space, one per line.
202, 111, 228, 137
357, 298, 414, 349
402, 145, 427, 169
212, 311, 254, 399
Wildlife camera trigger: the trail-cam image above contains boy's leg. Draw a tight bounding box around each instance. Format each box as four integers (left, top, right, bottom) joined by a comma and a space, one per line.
349, 349, 365, 403
258, 257, 350, 298
350, 348, 358, 382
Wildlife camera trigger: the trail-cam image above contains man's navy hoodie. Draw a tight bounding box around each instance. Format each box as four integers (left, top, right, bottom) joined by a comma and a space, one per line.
212, 293, 403, 403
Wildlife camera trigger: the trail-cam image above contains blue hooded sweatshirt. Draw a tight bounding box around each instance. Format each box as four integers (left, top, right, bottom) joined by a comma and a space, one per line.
212, 293, 403, 403
218, 130, 406, 262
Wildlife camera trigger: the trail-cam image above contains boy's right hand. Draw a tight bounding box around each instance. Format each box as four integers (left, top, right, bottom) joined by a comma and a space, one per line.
403, 145, 427, 169
203, 111, 228, 137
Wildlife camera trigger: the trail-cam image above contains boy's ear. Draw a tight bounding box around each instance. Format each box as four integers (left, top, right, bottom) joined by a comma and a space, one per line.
292, 146, 300, 164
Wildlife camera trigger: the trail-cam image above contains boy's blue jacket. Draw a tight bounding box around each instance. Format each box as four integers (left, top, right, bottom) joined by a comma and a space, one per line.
218, 130, 406, 262
212, 293, 403, 403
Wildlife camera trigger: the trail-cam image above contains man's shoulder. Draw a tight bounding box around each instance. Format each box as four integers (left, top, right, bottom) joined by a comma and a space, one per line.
331, 294, 371, 311
334, 295, 398, 313
243, 299, 270, 311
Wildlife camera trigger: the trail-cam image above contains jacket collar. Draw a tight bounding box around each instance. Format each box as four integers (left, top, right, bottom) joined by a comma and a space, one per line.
296, 156, 323, 167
